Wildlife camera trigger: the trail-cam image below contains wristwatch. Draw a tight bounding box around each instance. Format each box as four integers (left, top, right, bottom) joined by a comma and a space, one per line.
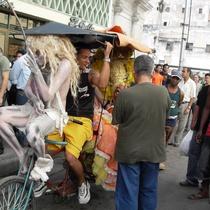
103, 58, 110, 63
188, 106, 191, 109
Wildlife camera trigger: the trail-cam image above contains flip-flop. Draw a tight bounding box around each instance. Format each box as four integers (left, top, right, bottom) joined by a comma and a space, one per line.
188, 193, 209, 200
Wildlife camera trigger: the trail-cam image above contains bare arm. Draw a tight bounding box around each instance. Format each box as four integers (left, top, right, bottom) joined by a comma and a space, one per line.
24, 74, 37, 102
188, 97, 195, 108
89, 42, 113, 88
178, 90, 184, 107
34, 59, 71, 101
185, 81, 196, 114
190, 105, 199, 130
25, 50, 71, 102
94, 86, 107, 106
0, 71, 10, 106
24, 74, 45, 115
184, 97, 195, 115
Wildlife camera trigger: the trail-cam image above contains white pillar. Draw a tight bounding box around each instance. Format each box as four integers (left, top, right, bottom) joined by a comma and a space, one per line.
131, 0, 153, 48
113, 0, 123, 25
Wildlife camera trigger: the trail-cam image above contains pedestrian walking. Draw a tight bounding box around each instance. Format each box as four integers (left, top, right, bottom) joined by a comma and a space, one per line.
172, 67, 196, 146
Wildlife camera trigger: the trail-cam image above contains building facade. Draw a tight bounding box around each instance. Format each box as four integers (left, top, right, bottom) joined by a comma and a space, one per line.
0, 0, 152, 62
142, 0, 210, 71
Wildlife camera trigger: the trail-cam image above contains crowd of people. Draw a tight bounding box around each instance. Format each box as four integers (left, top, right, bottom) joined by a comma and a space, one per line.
0, 47, 10, 155
1, 36, 210, 210
152, 63, 210, 204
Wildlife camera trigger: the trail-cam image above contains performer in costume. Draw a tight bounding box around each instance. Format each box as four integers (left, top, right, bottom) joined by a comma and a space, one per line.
90, 87, 118, 190
0, 35, 79, 180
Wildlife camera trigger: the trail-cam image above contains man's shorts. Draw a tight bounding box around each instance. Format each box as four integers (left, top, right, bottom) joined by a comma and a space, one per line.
48, 116, 92, 159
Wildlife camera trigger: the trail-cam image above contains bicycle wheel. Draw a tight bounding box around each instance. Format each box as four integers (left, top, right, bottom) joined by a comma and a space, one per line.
0, 175, 36, 210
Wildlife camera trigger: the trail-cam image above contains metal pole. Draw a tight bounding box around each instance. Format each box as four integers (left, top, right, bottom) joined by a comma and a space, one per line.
178, 0, 190, 70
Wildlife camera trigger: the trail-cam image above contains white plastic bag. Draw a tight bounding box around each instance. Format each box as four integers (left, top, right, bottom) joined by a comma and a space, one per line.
179, 130, 193, 156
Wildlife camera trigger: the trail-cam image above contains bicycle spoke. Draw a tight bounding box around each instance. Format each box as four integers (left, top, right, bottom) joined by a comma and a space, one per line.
0, 176, 34, 210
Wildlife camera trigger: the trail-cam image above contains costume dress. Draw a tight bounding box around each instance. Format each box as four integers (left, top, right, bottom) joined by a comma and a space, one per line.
91, 108, 118, 191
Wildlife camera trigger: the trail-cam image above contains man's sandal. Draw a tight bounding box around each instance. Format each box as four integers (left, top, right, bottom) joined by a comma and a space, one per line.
188, 193, 209, 200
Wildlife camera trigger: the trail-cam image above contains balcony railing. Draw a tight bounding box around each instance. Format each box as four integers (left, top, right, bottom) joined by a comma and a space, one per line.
29, 0, 110, 27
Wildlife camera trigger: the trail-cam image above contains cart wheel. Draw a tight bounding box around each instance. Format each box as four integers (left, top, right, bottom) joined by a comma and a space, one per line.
0, 175, 36, 210
53, 193, 66, 204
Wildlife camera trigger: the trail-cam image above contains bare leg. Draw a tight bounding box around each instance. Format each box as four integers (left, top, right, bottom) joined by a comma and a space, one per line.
0, 121, 25, 160
26, 114, 57, 159
188, 180, 209, 199
0, 124, 28, 174
200, 180, 209, 197
0, 107, 28, 172
65, 150, 85, 186
26, 122, 45, 158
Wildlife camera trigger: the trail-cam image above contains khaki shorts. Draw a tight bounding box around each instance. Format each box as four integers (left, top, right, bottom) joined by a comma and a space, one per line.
48, 116, 92, 158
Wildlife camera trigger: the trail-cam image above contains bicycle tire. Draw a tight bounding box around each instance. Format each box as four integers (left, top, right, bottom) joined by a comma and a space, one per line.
0, 175, 36, 210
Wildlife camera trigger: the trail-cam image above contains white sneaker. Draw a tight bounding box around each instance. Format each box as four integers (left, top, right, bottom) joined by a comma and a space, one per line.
33, 181, 49, 197
78, 181, 90, 204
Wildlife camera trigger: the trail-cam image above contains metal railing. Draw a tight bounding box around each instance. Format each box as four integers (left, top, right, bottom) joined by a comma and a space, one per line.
29, 0, 110, 27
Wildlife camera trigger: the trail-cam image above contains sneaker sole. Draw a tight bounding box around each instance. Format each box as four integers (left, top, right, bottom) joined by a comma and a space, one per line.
79, 195, 90, 204
33, 185, 48, 197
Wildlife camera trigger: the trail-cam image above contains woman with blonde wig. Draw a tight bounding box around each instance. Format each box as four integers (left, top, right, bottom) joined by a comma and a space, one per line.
0, 35, 80, 179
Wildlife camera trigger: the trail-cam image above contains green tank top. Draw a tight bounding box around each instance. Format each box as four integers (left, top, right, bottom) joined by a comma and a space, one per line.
167, 86, 181, 118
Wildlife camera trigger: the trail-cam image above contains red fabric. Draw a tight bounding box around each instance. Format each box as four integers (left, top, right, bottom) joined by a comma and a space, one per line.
205, 123, 210, 136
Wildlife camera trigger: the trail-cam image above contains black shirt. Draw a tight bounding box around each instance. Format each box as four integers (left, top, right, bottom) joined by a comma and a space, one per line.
160, 71, 170, 86
66, 72, 95, 120
194, 85, 210, 133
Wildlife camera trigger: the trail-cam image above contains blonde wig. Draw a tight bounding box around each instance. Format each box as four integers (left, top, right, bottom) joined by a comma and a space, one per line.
27, 35, 80, 99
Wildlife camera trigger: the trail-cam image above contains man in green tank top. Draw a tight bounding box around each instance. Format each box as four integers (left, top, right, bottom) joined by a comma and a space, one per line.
160, 70, 184, 170
165, 70, 184, 146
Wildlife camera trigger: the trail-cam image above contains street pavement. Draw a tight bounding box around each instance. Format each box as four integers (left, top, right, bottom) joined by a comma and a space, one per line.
1, 132, 210, 209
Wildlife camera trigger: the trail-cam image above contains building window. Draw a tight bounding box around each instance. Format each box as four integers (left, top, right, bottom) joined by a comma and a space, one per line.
163, 22, 167, 26
186, 43, 193, 51
166, 42, 174, 51
206, 44, 210, 53
0, 13, 8, 29
165, 7, 170, 12
159, 60, 165, 65
199, 8, 203, 14
182, 8, 185, 13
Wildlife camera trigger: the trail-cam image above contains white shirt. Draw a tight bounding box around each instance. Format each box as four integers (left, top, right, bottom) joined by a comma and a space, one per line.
178, 78, 196, 102
10, 54, 31, 90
